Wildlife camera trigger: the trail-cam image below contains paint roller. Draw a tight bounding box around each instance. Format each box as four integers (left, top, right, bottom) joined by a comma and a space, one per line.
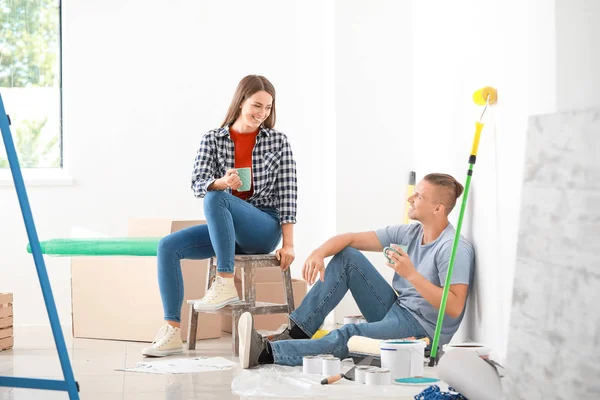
347, 335, 430, 360
428, 86, 498, 367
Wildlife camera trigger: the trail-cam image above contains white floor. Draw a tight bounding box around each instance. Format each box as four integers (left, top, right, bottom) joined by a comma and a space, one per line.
0, 326, 443, 399
0, 326, 240, 399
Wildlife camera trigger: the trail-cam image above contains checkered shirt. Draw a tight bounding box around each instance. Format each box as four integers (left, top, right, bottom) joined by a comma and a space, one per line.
191, 126, 298, 224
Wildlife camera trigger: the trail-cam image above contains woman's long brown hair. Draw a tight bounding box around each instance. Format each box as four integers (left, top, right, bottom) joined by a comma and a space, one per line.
221, 75, 276, 129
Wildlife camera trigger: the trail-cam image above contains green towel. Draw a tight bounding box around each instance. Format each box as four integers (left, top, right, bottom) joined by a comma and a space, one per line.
27, 237, 163, 257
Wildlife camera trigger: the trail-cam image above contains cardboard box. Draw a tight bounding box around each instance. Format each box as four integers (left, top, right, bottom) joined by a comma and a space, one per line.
0, 327, 13, 340
0, 316, 13, 330
0, 306, 11, 319
0, 337, 13, 351
0, 293, 13, 351
71, 219, 221, 342
222, 279, 307, 333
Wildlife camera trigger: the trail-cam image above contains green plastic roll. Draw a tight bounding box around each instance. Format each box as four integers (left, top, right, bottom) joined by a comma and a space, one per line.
26, 237, 163, 257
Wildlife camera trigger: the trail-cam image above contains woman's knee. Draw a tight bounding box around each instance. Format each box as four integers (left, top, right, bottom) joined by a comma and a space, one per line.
203, 190, 228, 210
157, 233, 179, 259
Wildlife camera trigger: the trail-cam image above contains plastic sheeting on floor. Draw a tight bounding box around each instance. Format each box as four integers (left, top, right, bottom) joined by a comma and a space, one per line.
119, 357, 236, 374
231, 363, 449, 399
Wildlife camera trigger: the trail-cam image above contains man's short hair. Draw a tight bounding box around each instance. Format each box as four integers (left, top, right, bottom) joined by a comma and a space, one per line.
423, 173, 464, 214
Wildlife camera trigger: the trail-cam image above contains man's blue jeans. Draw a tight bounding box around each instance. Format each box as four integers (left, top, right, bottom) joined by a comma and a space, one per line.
157, 191, 282, 323
271, 247, 429, 366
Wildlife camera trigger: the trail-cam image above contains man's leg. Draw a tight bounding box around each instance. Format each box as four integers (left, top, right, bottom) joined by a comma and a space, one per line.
289, 247, 398, 337
270, 305, 429, 366
240, 247, 408, 366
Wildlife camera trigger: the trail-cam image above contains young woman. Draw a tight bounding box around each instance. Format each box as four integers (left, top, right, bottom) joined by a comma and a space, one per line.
142, 75, 298, 357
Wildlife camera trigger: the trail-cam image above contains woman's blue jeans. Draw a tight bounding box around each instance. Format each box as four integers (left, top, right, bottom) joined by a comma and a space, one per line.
157, 191, 281, 322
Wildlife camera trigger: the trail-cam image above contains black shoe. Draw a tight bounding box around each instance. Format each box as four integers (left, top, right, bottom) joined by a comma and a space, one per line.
266, 322, 310, 342
266, 328, 293, 342
238, 312, 267, 369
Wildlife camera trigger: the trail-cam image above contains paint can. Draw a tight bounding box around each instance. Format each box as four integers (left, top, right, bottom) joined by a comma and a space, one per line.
354, 366, 375, 384
380, 339, 426, 380
365, 367, 392, 385
322, 356, 341, 376
442, 343, 491, 358
303, 355, 322, 375
316, 354, 335, 360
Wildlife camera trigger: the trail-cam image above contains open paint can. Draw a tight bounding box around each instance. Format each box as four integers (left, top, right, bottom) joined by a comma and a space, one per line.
365, 368, 392, 385
302, 355, 322, 375
442, 343, 491, 358
354, 366, 375, 384
380, 340, 426, 380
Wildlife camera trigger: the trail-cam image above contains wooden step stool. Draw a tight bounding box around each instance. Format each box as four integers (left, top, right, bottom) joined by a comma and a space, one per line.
186, 254, 295, 356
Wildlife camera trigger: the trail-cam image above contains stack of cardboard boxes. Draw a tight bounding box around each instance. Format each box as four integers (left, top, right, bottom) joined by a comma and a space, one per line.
0, 293, 13, 351
71, 219, 221, 342
70, 219, 307, 343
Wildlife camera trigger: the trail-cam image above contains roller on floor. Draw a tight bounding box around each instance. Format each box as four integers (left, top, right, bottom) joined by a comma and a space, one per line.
26, 237, 162, 256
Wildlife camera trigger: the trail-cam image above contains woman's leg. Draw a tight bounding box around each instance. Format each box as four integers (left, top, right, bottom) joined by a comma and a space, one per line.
156, 224, 216, 325
203, 190, 282, 274
194, 191, 282, 310
143, 224, 216, 357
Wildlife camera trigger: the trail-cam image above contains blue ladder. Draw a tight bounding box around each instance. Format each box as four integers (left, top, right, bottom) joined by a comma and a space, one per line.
0, 93, 79, 399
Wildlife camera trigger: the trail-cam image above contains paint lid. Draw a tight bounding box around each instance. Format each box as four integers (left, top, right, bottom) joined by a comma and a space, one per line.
442, 342, 491, 356
380, 339, 426, 351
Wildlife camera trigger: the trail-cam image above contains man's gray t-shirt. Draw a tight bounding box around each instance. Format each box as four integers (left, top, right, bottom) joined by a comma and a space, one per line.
375, 223, 475, 346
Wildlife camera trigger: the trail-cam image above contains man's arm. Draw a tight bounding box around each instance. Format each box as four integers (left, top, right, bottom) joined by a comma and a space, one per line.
303, 231, 382, 284
385, 245, 469, 318
406, 276, 468, 318
314, 231, 383, 257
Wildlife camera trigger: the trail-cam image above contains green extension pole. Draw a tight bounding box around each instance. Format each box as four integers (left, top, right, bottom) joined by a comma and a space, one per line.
428, 87, 497, 366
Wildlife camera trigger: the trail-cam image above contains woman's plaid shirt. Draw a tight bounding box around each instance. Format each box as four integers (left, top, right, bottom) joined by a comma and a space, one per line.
191, 126, 298, 224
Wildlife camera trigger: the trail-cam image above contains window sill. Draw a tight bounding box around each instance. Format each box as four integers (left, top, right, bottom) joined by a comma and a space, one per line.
0, 168, 75, 187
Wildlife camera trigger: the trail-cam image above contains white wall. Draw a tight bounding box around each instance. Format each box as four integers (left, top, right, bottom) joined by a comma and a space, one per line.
330, 0, 558, 362
556, 0, 600, 111
0, 0, 336, 327
411, 0, 557, 361
332, 0, 415, 322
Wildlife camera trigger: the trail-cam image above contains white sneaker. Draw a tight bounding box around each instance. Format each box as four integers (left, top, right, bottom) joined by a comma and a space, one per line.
193, 276, 240, 311
141, 324, 183, 357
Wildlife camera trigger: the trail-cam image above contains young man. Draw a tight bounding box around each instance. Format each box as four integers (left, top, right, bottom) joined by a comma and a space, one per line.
238, 173, 476, 368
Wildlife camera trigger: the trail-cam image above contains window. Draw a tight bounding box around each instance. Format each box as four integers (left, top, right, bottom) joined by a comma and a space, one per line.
0, 0, 61, 169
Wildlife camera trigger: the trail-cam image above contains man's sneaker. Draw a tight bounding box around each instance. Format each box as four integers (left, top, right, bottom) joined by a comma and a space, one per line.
193, 276, 240, 311
266, 327, 293, 342
141, 324, 183, 357
238, 312, 267, 369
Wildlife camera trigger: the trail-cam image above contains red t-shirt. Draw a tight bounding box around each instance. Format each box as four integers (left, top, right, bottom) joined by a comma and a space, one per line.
229, 128, 258, 201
